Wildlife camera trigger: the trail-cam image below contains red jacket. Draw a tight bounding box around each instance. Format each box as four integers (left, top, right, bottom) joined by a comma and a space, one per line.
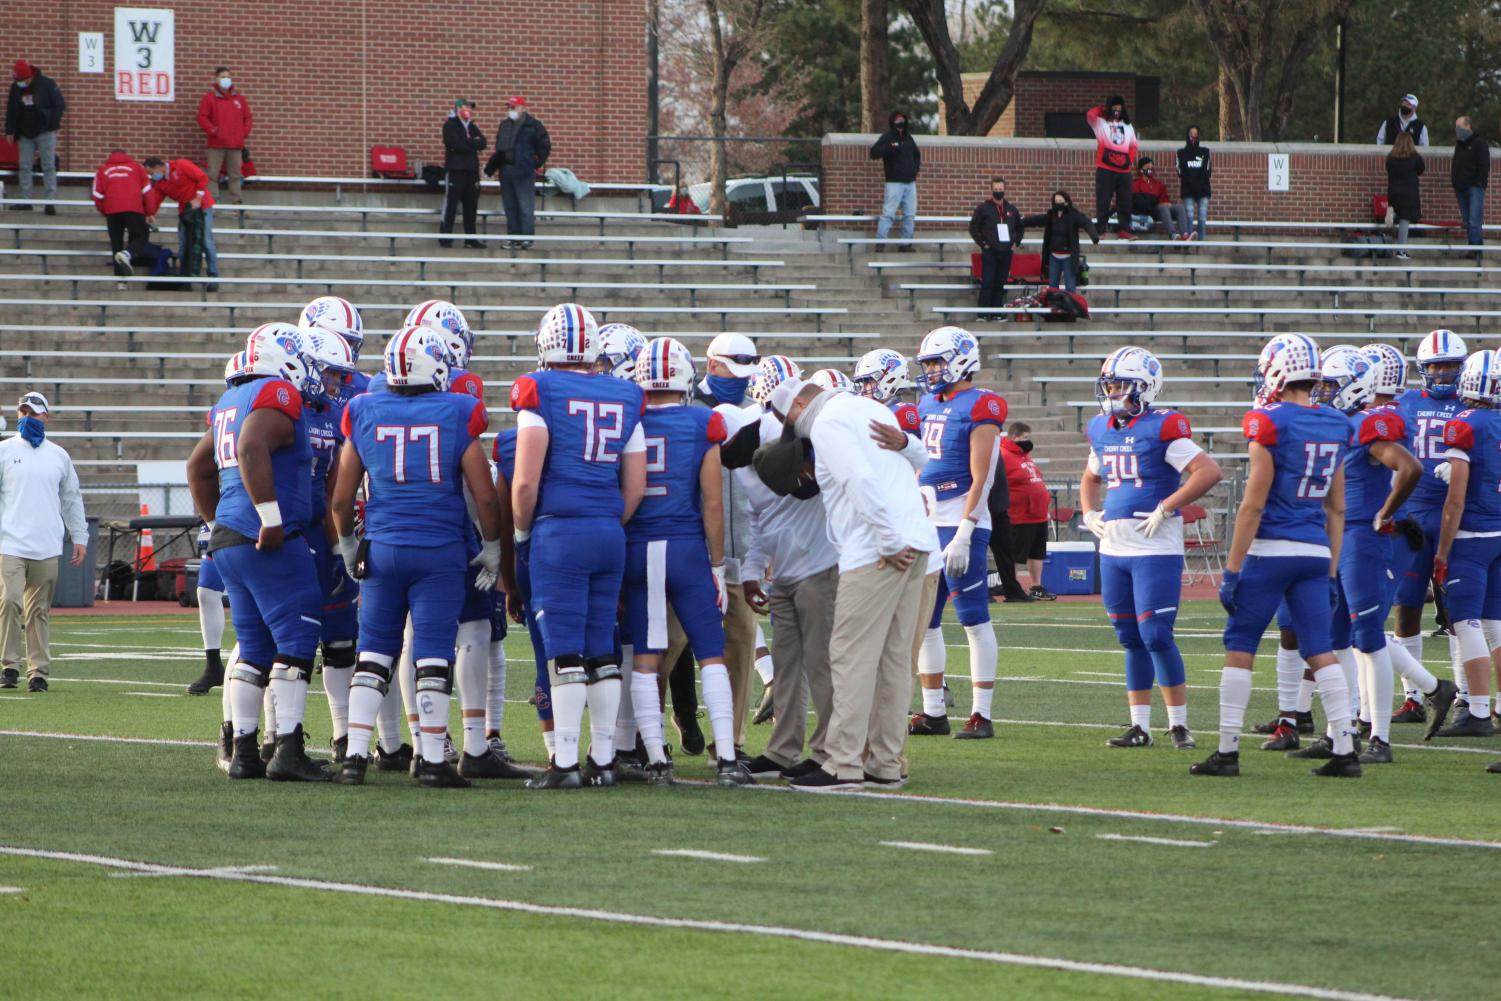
92, 151, 152, 216
145, 159, 215, 216
197, 86, 252, 148
1131, 173, 1172, 206
1002, 437, 1050, 524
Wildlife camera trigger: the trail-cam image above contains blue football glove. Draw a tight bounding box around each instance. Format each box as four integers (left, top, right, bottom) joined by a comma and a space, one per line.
1218, 569, 1241, 615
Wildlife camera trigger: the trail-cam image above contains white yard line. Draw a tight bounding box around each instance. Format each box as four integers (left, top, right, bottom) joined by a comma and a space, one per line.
879, 841, 993, 856
0, 886, 23, 893
0, 845, 1426, 1001
123, 692, 181, 698
652, 849, 765, 864
114, 864, 279, 879
1096, 834, 1217, 849
426, 857, 533, 873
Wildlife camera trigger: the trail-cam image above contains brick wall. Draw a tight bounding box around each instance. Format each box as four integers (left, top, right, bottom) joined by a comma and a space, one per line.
3, 1, 646, 181
824, 134, 1499, 226
942, 72, 1139, 138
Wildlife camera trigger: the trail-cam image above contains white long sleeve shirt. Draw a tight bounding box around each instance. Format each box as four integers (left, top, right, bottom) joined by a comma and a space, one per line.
0, 436, 88, 560
738, 413, 838, 586
809, 394, 939, 572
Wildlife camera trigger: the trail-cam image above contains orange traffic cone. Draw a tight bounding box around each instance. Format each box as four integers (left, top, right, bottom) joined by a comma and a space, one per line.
138, 503, 156, 571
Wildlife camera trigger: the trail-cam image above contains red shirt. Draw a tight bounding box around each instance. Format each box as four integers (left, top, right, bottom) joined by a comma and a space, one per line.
1132, 173, 1171, 206
92, 152, 152, 216
1002, 437, 1050, 524
145, 159, 216, 216
197, 86, 253, 148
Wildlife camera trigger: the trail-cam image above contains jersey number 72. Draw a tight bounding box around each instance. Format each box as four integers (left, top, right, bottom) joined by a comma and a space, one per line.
569, 400, 626, 463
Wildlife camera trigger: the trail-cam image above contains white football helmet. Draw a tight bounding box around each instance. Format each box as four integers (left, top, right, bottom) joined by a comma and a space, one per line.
1095, 346, 1164, 417
1416, 329, 1467, 398
242, 323, 313, 392
405, 300, 473, 368
596, 323, 647, 381
852, 349, 913, 402
916, 326, 981, 394
1458, 349, 1501, 405
298, 327, 357, 404
809, 368, 854, 394
536, 303, 599, 366
1319, 345, 1379, 414
384, 325, 452, 392
1254, 333, 1322, 403
299, 295, 364, 361
1361, 343, 1408, 398
748, 355, 803, 407
224, 350, 248, 385
636, 337, 695, 394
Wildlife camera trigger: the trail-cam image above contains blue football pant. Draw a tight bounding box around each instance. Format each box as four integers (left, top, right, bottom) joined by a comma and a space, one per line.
928, 524, 993, 629
529, 516, 625, 661
623, 536, 726, 658
1223, 555, 1334, 660
1101, 554, 1186, 692
211, 537, 322, 668
357, 542, 465, 664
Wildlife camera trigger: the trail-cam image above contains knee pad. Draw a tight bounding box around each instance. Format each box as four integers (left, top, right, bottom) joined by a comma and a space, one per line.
1137, 613, 1177, 654
1350, 613, 1387, 654
550, 653, 588, 687
586, 655, 622, 684
229, 661, 270, 688
1455, 619, 1489, 662
321, 640, 356, 669
1109, 614, 1144, 651
269, 654, 314, 684
414, 659, 454, 696
352, 657, 393, 695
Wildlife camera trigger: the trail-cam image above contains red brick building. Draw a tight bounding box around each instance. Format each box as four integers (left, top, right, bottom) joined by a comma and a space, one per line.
940, 71, 1158, 139
4, 1, 646, 181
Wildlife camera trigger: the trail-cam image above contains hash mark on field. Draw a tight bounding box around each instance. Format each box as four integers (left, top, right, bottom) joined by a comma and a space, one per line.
123, 692, 181, 698
1096, 834, 1217, 849
426, 857, 533, 873
652, 849, 765, 864
0, 886, 23, 893
880, 841, 992, 856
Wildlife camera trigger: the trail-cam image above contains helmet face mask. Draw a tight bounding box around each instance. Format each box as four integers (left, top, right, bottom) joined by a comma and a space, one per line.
1417, 329, 1467, 398
916, 326, 980, 394
595, 323, 647, 381
245, 322, 319, 401
1319, 345, 1378, 414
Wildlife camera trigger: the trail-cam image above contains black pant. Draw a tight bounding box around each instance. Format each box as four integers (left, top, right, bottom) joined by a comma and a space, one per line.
977, 247, 1011, 314
986, 488, 1027, 598
1094, 168, 1133, 234
441, 169, 479, 236
106, 212, 148, 275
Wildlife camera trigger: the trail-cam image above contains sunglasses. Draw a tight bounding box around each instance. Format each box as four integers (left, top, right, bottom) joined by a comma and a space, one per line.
718, 354, 760, 366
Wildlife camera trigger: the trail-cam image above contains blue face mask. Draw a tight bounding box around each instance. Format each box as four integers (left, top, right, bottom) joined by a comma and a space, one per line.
17, 415, 44, 447
707, 374, 749, 405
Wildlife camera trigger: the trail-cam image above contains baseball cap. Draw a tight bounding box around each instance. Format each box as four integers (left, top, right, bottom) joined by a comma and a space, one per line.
768, 376, 805, 416
508, 95, 527, 108
752, 432, 807, 496
1402, 94, 1418, 109
18, 391, 49, 414
707, 332, 759, 378
13, 60, 33, 81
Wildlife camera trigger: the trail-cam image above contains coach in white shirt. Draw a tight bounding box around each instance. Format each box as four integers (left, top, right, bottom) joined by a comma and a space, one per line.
770, 378, 938, 791
0, 393, 87, 692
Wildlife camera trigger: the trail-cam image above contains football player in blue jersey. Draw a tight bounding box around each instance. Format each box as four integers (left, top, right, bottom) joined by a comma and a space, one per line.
511, 303, 647, 789
300, 295, 368, 397
1432, 349, 1501, 748
1081, 346, 1222, 750
186, 326, 330, 782
596, 323, 647, 379
187, 352, 246, 702
1392, 329, 1471, 718
1193, 333, 1361, 778
853, 348, 921, 436
331, 326, 502, 787
623, 336, 750, 787
910, 325, 1008, 739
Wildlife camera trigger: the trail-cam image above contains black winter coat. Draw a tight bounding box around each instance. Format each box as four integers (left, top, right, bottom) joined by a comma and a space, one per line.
1020, 206, 1098, 262
1176, 142, 1211, 199
969, 199, 1024, 252
486, 115, 551, 175
5, 71, 64, 138
1452, 133, 1491, 191
869, 113, 920, 183
442, 116, 487, 173
1386, 154, 1424, 223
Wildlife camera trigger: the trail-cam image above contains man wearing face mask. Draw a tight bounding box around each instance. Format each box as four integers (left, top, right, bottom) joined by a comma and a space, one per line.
1176, 125, 1212, 242
1001, 423, 1054, 600
441, 99, 487, 249
485, 96, 551, 250
144, 156, 219, 288
1377, 93, 1428, 147
1451, 116, 1489, 259
968, 177, 1024, 321
0, 393, 88, 694
1131, 157, 1188, 240
5, 61, 65, 213
197, 68, 252, 204
869, 110, 921, 252
1086, 96, 1138, 240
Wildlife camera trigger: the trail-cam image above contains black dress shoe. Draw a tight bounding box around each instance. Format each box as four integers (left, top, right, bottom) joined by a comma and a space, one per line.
0, 668, 18, 689
27, 676, 48, 693
464, 240, 485, 249
43, 205, 56, 216
438, 239, 454, 248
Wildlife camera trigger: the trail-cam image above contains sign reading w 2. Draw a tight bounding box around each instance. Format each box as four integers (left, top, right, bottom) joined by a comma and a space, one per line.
114, 7, 175, 102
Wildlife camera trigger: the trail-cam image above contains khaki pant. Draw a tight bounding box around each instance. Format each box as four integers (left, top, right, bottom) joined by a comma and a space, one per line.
0, 555, 59, 679
764, 565, 837, 767
663, 585, 756, 750
823, 557, 928, 782
207, 147, 244, 201
910, 569, 940, 674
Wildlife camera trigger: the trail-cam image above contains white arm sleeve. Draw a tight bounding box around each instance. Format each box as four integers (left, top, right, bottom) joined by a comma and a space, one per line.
1165, 438, 1204, 472
622, 423, 646, 454
517, 410, 548, 430
1086, 450, 1101, 475
1443, 447, 1470, 462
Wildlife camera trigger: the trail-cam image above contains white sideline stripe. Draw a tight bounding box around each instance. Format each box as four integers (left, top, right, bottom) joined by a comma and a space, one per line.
880, 841, 992, 856
123, 692, 181, 698
0, 845, 1426, 1001
0, 886, 23, 893
114, 864, 279, 879
43, 676, 535, 705
0, 696, 26, 701
1096, 834, 1216, 849
0, 729, 216, 747
54, 653, 201, 662
652, 849, 765, 864
426, 857, 533, 873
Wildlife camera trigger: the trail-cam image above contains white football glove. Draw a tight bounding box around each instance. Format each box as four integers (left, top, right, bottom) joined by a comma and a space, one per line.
471, 538, 503, 592
712, 563, 727, 614
1082, 509, 1106, 539
1434, 461, 1451, 484
943, 518, 975, 579
1138, 503, 1173, 538
337, 535, 362, 579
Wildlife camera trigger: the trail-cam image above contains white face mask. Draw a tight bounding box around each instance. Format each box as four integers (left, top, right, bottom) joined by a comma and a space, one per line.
218, 77, 232, 89
507, 110, 520, 121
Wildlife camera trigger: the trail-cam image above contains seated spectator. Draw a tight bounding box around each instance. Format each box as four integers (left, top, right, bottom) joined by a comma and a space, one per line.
1021, 190, 1097, 294
1002, 422, 1054, 600
666, 184, 700, 215
143, 156, 218, 288
1131, 157, 1187, 239
1386, 131, 1424, 260
91, 149, 152, 287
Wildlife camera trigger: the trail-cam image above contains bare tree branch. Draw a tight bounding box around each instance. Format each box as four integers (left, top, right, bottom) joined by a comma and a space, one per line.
902, 0, 1048, 136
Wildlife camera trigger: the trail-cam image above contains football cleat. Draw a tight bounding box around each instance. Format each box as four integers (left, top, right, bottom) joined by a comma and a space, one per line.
442, 732, 460, 765
375, 742, 414, 772
1252, 716, 1284, 735
673, 708, 706, 756
1486, 759, 1501, 775
953, 714, 994, 740
1294, 711, 1316, 734
1358, 737, 1393, 764
908, 712, 951, 736
1168, 725, 1197, 750
459, 748, 531, 780
1310, 752, 1362, 778
581, 757, 618, 788
752, 687, 774, 725
333, 754, 370, 785
1433, 713, 1496, 738
227, 732, 267, 780
1422, 680, 1460, 740
415, 758, 471, 788
526, 764, 583, 790
331, 735, 348, 765
26, 676, 47, 693
216, 721, 234, 774
614, 750, 648, 783
1260, 722, 1300, 751
716, 758, 756, 787
1106, 724, 1152, 748
186, 662, 223, 696
1391, 698, 1427, 724
265, 725, 333, 782
1189, 750, 1240, 776
258, 737, 276, 764
1288, 735, 1333, 759
645, 761, 676, 786
863, 773, 908, 789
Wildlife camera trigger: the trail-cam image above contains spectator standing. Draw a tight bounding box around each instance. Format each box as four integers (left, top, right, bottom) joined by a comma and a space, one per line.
91, 150, 152, 284
440, 99, 487, 249
1377, 93, 1428, 146
666, 183, 700, 215
0, 393, 87, 693
1021, 190, 1098, 294
1002, 423, 1054, 600
869, 110, 920, 252
1452, 116, 1489, 259
5, 61, 64, 213
1176, 125, 1212, 241
196, 68, 252, 204
985, 453, 1030, 602
1131, 157, 1188, 239
485, 96, 550, 250
1385, 132, 1424, 260
968, 177, 1024, 321
144, 156, 219, 286
1086, 95, 1138, 240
